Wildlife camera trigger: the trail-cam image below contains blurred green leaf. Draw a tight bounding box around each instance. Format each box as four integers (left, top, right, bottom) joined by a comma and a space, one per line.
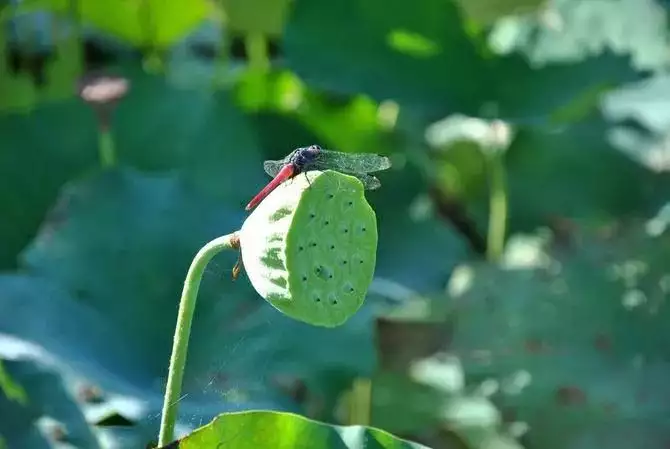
42, 33, 83, 103
500, 119, 670, 229
602, 74, 670, 173
0, 101, 97, 269
0, 357, 100, 449
454, 0, 544, 26
162, 410, 429, 449
0, 32, 38, 113
369, 372, 445, 435
284, 0, 486, 118
284, 0, 636, 122
369, 326, 525, 449
0, 73, 38, 113
428, 117, 670, 231
21, 0, 216, 47
447, 223, 670, 449
489, 0, 670, 72
234, 69, 385, 153
112, 65, 267, 202
221, 0, 292, 35
0, 360, 27, 405
0, 273, 230, 448
373, 167, 471, 290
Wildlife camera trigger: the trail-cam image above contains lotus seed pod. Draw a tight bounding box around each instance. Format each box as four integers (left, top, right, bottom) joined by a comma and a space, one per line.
240, 170, 378, 327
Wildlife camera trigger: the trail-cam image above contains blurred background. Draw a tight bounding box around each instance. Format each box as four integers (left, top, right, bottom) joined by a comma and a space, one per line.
2, 0, 670, 447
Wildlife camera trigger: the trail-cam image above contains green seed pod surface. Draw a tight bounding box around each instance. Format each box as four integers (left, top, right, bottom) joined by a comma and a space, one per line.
240, 170, 378, 327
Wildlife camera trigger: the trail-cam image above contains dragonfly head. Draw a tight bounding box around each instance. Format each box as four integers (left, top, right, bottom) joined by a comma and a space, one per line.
293, 144, 321, 170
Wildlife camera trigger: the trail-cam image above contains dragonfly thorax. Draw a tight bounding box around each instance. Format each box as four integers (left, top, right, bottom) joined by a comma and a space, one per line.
291, 145, 321, 171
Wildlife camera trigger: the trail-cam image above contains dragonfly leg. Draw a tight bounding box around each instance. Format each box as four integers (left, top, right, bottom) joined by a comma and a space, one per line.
302, 171, 312, 188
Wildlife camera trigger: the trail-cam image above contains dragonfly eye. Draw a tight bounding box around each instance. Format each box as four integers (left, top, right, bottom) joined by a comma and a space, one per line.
296, 145, 320, 166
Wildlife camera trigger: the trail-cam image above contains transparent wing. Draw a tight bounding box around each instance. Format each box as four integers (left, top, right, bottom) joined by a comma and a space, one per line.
313, 149, 391, 174
354, 173, 383, 190
263, 150, 296, 177
263, 160, 286, 177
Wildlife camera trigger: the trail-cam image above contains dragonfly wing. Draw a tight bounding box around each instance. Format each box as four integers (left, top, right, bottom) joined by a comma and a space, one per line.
263, 160, 287, 177
354, 173, 382, 190
263, 150, 297, 177
313, 149, 391, 174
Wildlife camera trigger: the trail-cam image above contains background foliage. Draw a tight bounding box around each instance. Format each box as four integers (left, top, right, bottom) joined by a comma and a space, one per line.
1, 0, 670, 448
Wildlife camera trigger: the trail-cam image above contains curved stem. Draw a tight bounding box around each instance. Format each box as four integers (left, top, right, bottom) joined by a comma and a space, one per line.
244, 32, 270, 72
486, 151, 508, 262
158, 233, 240, 446
98, 129, 115, 168
348, 378, 372, 426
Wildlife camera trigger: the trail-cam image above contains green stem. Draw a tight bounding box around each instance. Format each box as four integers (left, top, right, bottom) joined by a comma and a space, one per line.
98, 129, 116, 168
244, 32, 270, 72
348, 378, 372, 426
157, 233, 239, 446
486, 151, 507, 262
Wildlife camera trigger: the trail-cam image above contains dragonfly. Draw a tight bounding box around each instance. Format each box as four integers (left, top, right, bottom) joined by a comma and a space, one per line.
245, 145, 392, 211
